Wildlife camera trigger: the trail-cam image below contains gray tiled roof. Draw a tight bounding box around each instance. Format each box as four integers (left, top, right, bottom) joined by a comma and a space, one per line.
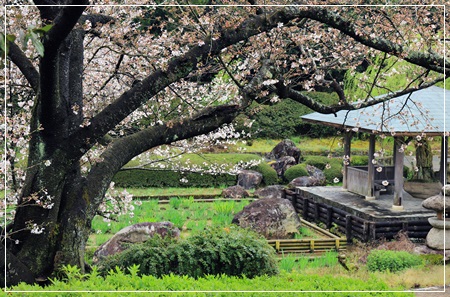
301, 86, 447, 136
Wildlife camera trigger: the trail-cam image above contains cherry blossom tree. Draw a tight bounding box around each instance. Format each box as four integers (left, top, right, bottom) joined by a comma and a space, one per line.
1, 0, 447, 286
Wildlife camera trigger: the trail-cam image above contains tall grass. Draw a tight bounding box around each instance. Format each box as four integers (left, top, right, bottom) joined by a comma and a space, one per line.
90, 198, 251, 244
279, 251, 339, 272
213, 200, 235, 215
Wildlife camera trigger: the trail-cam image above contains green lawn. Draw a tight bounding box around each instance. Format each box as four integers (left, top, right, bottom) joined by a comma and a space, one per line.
116, 187, 225, 197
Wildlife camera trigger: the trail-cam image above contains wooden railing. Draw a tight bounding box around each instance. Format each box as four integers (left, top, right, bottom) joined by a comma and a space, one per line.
267, 218, 346, 254
347, 166, 370, 196
347, 166, 395, 197
267, 238, 346, 254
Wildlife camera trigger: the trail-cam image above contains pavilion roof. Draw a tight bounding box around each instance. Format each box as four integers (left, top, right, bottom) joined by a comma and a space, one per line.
301, 86, 447, 136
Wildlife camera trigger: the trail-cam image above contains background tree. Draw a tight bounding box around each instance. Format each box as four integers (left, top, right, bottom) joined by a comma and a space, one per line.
1, 1, 447, 286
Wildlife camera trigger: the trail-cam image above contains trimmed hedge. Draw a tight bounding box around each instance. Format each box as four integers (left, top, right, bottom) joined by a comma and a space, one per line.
113, 165, 279, 188
112, 169, 237, 188
250, 162, 279, 186
284, 163, 309, 182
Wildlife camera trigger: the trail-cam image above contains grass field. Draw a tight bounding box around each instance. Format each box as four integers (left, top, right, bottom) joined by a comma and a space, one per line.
233, 136, 441, 156
88, 198, 323, 249
115, 187, 225, 197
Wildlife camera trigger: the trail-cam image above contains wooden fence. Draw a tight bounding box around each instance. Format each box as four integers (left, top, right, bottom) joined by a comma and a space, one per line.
267, 219, 346, 254
285, 189, 431, 242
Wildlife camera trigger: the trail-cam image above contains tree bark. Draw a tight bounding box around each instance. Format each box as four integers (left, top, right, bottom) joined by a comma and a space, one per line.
415, 139, 435, 181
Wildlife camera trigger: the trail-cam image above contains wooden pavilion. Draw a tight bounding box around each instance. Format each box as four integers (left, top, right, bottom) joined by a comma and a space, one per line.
301, 86, 448, 211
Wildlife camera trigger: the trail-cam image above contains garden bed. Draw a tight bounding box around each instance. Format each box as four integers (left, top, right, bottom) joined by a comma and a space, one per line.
87, 198, 338, 255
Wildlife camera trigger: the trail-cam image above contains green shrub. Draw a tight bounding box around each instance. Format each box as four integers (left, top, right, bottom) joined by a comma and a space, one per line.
403, 166, 413, 180
250, 162, 279, 186
323, 163, 343, 184
419, 254, 445, 266
366, 250, 424, 272
248, 95, 339, 139
303, 156, 336, 170
351, 155, 369, 166
98, 226, 279, 279
284, 163, 308, 181
112, 169, 236, 188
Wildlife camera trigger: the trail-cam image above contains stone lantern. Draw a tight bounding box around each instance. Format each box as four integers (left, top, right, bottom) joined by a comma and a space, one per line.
421, 185, 450, 250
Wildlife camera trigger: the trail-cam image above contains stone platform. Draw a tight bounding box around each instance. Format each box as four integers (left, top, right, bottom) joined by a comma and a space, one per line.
296, 186, 435, 222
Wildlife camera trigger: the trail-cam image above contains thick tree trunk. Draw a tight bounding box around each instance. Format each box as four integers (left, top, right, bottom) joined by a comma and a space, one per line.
415, 139, 435, 181
7, 22, 90, 283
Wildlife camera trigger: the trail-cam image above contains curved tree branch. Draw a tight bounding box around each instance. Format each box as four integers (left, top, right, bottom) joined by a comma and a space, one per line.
7, 42, 40, 93
66, 5, 448, 157
68, 8, 302, 156
304, 7, 448, 75
277, 76, 445, 114
83, 104, 240, 220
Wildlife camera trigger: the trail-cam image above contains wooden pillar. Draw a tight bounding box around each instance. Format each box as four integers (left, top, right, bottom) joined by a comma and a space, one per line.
393, 137, 404, 210
439, 136, 448, 185
366, 134, 376, 200
342, 131, 352, 190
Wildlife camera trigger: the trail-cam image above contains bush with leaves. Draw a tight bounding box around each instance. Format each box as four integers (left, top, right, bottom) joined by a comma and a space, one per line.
97, 226, 279, 279
284, 163, 309, 182
250, 162, 279, 186
351, 155, 369, 166
112, 169, 237, 188
247, 94, 339, 139
366, 250, 424, 272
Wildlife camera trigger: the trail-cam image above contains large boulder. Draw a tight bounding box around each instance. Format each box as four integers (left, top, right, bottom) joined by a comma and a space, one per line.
222, 185, 250, 198
237, 170, 263, 189
254, 185, 286, 199
267, 139, 301, 163
271, 156, 296, 177
232, 198, 301, 239
306, 164, 326, 183
93, 222, 180, 263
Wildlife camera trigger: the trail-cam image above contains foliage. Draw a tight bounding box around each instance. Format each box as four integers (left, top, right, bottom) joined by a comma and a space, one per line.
97, 226, 279, 279
112, 169, 237, 188
418, 254, 445, 266
10, 266, 413, 296
279, 251, 338, 272
249, 162, 279, 186
89, 199, 251, 246
351, 155, 369, 166
344, 54, 445, 102
366, 250, 424, 272
113, 153, 265, 187
247, 95, 339, 139
284, 163, 309, 182
117, 187, 223, 197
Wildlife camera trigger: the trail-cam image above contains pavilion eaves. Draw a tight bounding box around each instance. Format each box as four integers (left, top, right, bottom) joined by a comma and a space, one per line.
301, 86, 447, 136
